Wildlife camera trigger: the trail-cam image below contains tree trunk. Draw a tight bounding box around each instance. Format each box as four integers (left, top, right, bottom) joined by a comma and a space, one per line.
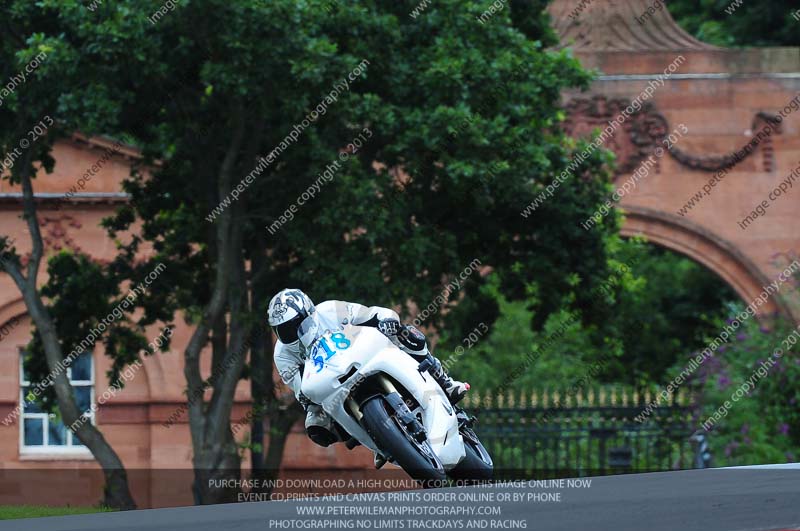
2, 169, 136, 510
184, 108, 252, 505
258, 402, 302, 495
247, 242, 303, 495
249, 248, 268, 481
192, 430, 242, 504
30, 302, 137, 511
250, 310, 267, 477
250, 319, 303, 495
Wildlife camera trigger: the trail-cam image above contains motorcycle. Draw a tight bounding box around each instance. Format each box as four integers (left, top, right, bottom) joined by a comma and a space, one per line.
299, 323, 493, 483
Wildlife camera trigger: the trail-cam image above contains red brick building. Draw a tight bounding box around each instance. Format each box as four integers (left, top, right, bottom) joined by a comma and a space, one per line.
0, 134, 382, 508
550, 0, 800, 319
0, 0, 798, 508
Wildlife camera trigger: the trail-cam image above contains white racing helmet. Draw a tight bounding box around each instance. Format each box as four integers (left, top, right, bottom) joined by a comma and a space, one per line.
267, 289, 315, 345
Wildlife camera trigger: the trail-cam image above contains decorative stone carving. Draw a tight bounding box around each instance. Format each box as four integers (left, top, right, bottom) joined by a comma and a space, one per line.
564, 95, 780, 175
563, 96, 668, 175
40, 214, 83, 253
667, 112, 780, 173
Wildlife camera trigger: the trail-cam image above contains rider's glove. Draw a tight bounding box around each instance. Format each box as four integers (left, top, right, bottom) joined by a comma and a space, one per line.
377, 318, 401, 336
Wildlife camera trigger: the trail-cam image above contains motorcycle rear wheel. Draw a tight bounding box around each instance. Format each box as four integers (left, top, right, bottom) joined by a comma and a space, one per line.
360, 396, 448, 484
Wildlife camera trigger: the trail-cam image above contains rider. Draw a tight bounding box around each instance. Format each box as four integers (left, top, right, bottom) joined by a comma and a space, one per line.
268, 288, 469, 467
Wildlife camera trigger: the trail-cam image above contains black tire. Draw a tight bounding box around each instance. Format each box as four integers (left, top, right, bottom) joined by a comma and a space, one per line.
360, 396, 447, 483
448, 430, 494, 482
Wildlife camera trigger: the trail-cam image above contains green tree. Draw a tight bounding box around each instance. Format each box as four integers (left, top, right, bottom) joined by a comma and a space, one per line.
440, 240, 739, 392
676, 308, 800, 465
610, 241, 738, 385
3, 0, 620, 504
0, 3, 137, 509
105, 0, 620, 503
439, 274, 605, 393
667, 0, 800, 47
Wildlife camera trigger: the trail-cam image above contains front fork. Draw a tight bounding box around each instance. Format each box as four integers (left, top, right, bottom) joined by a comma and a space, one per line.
348, 375, 427, 444
345, 374, 397, 420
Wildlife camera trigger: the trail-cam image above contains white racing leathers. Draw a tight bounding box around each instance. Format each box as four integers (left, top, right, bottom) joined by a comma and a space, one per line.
274, 300, 414, 436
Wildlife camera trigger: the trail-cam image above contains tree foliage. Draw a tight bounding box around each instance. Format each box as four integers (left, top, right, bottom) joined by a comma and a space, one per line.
2, 0, 624, 503
101, 0, 619, 501
0, 0, 142, 509
680, 308, 800, 465
667, 0, 800, 47
439, 240, 739, 390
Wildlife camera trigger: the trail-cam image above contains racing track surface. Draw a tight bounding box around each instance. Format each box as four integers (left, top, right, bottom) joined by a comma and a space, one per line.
3, 469, 799, 531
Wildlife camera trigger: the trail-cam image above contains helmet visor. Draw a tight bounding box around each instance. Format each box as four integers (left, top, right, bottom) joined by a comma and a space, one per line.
298, 315, 321, 349
274, 314, 304, 344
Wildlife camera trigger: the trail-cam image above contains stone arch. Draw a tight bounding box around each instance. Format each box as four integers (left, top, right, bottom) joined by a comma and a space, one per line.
0, 297, 27, 329
0, 298, 29, 418
0, 296, 156, 400
620, 205, 792, 319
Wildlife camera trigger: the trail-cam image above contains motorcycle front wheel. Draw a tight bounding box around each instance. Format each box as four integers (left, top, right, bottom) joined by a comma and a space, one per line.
360, 396, 447, 484
448, 426, 493, 481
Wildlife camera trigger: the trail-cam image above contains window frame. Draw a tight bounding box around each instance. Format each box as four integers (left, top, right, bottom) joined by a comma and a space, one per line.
19, 349, 95, 456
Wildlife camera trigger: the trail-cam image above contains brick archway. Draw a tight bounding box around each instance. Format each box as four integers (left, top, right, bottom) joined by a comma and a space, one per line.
0, 296, 156, 418
0, 298, 26, 333
621, 205, 791, 318
549, 0, 800, 323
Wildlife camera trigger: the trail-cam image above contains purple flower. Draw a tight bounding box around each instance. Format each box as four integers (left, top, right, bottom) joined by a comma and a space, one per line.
717, 375, 731, 389
760, 326, 771, 334
779, 423, 790, 435
736, 333, 747, 341
741, 424, 750, 434
790, 397, 797, 406
718, 345, 727, 353
725, 441, 739, 457
743, 436, 752, 445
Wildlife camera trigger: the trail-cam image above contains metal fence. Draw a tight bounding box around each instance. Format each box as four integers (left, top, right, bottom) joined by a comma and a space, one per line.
463, 386, 708, 478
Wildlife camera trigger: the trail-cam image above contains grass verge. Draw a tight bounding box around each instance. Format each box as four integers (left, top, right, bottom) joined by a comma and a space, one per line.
0, 505, 111, 520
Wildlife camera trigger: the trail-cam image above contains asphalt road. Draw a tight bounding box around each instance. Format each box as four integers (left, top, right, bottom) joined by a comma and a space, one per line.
3, 469, 799, 531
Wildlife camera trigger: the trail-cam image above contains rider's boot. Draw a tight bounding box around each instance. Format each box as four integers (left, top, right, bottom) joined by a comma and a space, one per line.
423, 352, 470, 405
374, 452, 388, 469
391, 323, 470, 405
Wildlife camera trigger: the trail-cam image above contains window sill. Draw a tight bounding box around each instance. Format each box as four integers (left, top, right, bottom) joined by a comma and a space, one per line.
19, 450, 94, 461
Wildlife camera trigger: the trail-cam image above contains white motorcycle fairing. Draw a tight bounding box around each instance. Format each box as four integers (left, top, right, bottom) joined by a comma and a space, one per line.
299, 325, 466, 469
